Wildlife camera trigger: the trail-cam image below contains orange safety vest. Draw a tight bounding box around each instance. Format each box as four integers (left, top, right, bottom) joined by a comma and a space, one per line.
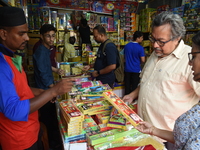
0, 55, 39, 150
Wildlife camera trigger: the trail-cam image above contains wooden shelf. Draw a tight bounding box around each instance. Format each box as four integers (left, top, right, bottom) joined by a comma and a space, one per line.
28, 33, 40, 38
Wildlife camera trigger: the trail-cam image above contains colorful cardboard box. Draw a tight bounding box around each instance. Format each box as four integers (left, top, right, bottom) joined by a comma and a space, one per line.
103, 91, 143, 127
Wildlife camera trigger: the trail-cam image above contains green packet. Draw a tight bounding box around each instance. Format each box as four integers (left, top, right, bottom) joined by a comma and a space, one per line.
94, 130, 146, 150
88, 128, 142, 146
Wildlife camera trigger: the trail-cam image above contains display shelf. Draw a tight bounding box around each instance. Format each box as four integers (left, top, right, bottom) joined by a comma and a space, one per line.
56, 44, 64, 47
107, 31, 118, 33
57, 29, 65, 31
186, 29, 199, 32
28, 32, 40, 38
29, 30, 40, 32
42, 6, 113, 16
87, 10, 112, 16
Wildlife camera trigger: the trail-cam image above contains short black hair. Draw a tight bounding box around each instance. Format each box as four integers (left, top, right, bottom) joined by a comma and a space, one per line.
80, 19, 88, 27
93, 25, 106, 35
192, 31, 200, 50
69, 36, 76, 45
133, 31, 143, 41
40, 24, 57, 35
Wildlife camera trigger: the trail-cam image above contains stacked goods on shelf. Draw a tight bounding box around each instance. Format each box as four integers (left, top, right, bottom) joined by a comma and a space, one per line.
119, 29, 125, 46
83, 115, 100, 136
99, 16, 110, 31
78, 99, 112, 115
124, 31, 133, 43
183, 3, 200, 31
95, 113, 110, 124
27, 3, 41, 30
58, 115, 86, 143
120, 12, 131, 31
59, 62, 85, 76
82, 43, 92, 60
107, 32, 119, 46
87, 51, 96, 66
113, 9, 120, 31
59, 100, 84, 136
70, 62, 85, 75
120, 12, 138, 32
70, 80, 113, 115
59, 62, 71, 76
139, 8, 156, 32
131, 13, 137, 32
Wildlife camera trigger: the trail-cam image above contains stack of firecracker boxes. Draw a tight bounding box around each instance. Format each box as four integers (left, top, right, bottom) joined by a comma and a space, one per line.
57, 76, 165, 150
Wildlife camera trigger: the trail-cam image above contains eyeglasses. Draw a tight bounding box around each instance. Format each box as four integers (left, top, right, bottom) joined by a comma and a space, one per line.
188, 52, 200, 62
149, 35, 176, 47
44, 34, 56, 39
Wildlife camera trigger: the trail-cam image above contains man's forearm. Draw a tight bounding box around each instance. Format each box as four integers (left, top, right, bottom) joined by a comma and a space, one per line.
130, 86, 140, 100
98, 64, 116, 75
30, 87, 45, 96
153, 127, 175, 144
52, 66, 57, 72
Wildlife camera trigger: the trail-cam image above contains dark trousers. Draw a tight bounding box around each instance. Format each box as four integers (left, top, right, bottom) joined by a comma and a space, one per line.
124, 72, 140, 95
39, 102, 62, 150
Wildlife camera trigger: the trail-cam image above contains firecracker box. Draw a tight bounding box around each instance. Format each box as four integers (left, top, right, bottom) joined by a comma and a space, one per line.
78, 100, 112, 115
103, 91, 143, 127
59, 100, 84, 122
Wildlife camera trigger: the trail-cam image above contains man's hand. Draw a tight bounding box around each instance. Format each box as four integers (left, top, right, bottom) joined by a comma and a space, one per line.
92, 70, 99, 77
51, 78, 74, 97
82, 65, 90, 71
122, 94, 134, 104
56, 68, 65, 75
135, 121, 155, 135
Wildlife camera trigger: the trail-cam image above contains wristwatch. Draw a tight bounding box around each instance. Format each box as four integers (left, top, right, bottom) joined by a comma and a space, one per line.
97, 70, 100, 75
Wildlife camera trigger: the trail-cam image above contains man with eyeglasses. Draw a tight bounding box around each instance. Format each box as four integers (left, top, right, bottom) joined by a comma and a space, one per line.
33, 24, 63, 149
123, 11, 200, 148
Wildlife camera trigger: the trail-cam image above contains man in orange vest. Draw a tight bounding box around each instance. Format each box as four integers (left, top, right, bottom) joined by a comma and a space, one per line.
0, 7, 74, 150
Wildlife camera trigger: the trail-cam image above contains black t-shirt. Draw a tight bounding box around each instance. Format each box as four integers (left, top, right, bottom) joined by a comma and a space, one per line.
78, 26, 91, 44
94, 40, 118, 86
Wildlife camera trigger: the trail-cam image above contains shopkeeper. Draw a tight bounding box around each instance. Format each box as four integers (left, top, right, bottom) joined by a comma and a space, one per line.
0, 7, 74, 150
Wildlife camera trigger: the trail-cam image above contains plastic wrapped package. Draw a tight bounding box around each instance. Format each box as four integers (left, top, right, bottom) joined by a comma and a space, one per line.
94, 131, 165, 150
